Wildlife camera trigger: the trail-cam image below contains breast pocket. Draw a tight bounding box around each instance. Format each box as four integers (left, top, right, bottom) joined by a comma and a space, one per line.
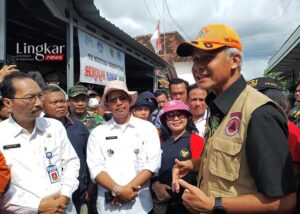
208, 137, 243, 181
132, 139, 147, 170
1, 145, 23, 167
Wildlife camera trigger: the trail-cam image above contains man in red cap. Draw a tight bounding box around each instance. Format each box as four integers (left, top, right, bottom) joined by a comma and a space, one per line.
172, 24, 296, 213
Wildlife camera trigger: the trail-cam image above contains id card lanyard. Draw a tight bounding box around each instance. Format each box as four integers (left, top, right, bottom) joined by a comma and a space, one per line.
44, 145, 61, 184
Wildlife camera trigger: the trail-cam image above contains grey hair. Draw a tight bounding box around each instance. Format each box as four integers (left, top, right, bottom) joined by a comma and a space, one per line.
43, 83, 68, 100
225, 48, 243, 71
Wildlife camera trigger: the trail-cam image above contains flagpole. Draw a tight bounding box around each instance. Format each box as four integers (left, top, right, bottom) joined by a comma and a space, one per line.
150, 21, 162, 54
163, 2, 166, 55
158, 20, 161, 56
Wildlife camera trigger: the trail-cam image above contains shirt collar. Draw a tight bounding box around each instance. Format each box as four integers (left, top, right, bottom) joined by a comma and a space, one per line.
62, 116, 74, 126
8, 115, 46, 137
206, 75, 247, 115
180, 131, 191, 139
167, 130, 191, 143
107, 114, 136, 130
194, 109, 208, 123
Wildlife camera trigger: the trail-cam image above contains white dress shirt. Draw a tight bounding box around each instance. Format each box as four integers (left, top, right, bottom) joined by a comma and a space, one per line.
0, 116, 80, 214
87, 116, 161, 214
194, 110, 208, 137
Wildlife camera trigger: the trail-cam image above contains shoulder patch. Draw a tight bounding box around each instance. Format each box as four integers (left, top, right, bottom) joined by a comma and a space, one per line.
180, 148, 190, 158
225, 116, 240, 136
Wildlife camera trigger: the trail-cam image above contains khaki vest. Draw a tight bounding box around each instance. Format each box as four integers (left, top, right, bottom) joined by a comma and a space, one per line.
198, 85, 286, 197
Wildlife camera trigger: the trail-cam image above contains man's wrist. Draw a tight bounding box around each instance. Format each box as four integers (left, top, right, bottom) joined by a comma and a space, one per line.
188, 159, 194, 171
151, 181, 160, 190
60, 195, 71, 205
212, 197, 227, 214
111, 185, 120, 197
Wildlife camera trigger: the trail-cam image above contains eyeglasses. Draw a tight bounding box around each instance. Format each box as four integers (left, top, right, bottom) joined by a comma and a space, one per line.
49, 99, 68, 106
166, 111, 186, 121
107, 94, 129, 104
10, 93, 44, 105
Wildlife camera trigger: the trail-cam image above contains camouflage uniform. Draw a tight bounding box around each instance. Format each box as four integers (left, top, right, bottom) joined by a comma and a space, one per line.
81, 111, 104, 132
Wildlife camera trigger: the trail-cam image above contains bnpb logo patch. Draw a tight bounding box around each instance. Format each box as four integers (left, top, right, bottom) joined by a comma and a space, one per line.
225, 116, 240, 136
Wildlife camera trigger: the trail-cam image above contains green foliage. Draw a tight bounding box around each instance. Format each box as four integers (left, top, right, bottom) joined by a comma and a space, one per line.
263, 69, 289, 91
264, 69, 296, 104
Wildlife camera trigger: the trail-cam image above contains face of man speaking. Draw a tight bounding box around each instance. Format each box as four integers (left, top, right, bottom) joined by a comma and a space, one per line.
191, 48, 241, 95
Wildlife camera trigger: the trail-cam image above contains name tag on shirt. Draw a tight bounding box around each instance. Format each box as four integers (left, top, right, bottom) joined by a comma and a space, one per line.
3, 144, 21, 150
46, 164, 60, 183
106, 136, 117, 140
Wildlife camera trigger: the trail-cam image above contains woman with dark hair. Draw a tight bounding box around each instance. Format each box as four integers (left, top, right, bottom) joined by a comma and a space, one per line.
294, 81, 300, 106
249, 77, 300, 214
152, 100, 204, 214
290, 81, 300, 128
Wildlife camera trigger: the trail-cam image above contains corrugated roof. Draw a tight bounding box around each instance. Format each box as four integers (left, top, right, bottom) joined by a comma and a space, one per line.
71, 0, 172, 68
268, 25, 300, 78
136, 31, 192, 63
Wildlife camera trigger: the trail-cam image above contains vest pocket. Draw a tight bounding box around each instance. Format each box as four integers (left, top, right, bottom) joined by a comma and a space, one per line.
209, 188, 237, 197
208, 137, 243, 181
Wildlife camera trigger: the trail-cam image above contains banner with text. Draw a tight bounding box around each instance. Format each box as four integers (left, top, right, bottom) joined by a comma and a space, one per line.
78, 30, 125, 85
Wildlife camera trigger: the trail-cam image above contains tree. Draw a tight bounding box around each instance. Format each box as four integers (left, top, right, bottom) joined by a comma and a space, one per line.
264, 69, 295, 104
263, 69, 288, 90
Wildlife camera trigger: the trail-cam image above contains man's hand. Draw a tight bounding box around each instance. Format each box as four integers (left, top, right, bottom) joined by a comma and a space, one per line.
172, 159, 193, 193
117, 184, 140, 202
85, 182, 97, 202
56, 195, 70, 206
38, 193, 66, 214
152, 181, 172, 202
0, 65, 19, 82
111, 196, 126, 207
179, 179, 214, 214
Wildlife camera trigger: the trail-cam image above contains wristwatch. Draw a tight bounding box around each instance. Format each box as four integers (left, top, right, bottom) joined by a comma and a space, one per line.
212, 197, 227, 214
111, 185, 120, 197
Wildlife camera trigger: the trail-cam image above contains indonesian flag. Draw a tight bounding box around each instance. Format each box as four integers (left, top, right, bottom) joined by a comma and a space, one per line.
150, 21, 162, 53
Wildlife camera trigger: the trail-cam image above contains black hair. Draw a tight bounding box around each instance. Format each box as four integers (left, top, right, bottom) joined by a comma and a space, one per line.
160, 110, 198, 140
154, 89, 169, 99
261, 88, 290, 114
295, 81, 300, 89
169, 78, 189, 92
0, 71, 31, 99
0, 99, 4, 111
45, 73, 59, 82
187, 83, 208, 98
0, 85, 3, 110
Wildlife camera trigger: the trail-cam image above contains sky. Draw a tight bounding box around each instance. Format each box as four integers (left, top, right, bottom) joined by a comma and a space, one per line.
94, 0, 300, 82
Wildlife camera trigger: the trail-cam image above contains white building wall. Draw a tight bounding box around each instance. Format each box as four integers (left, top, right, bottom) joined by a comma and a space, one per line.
173, 61, 195, 84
